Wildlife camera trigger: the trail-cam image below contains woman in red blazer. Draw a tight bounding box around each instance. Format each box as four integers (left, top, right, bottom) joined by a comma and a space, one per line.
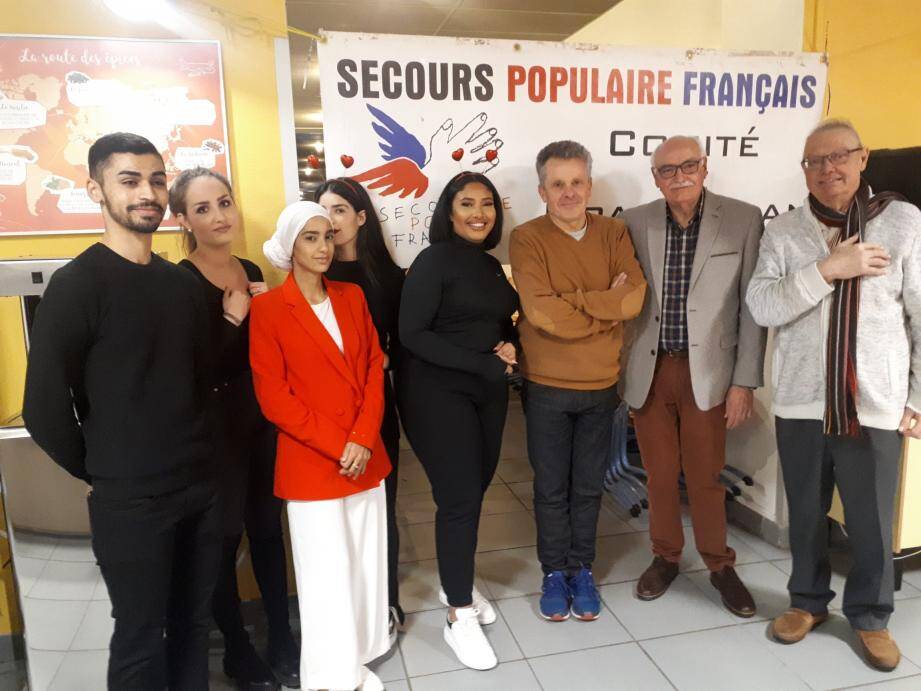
249, 201, 391, 691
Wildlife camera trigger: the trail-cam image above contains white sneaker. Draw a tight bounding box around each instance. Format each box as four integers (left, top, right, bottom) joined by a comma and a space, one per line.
388, 609, 398, 649
443, 606, 498, 670
438, 586, 497, 625
360, 666, 384, 691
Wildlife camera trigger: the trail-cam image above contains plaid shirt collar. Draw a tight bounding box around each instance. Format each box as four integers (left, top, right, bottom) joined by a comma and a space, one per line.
665, 188, 706, 232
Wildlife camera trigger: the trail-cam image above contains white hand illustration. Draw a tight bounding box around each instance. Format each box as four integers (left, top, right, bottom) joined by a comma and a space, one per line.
424, 112, 504, 173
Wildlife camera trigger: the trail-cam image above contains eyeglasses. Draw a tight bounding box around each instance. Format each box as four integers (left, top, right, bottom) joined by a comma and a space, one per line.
801, 147, 863, 170
652, 157, 705, 179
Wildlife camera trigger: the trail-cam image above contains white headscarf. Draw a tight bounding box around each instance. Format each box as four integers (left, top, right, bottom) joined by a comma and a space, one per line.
263, 201, 331, 271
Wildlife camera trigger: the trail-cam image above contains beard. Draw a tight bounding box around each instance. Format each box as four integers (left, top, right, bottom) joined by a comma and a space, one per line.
101, 195, 165, 234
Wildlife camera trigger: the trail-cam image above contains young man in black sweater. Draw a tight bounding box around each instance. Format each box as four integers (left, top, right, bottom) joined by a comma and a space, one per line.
23, 133, 221, 691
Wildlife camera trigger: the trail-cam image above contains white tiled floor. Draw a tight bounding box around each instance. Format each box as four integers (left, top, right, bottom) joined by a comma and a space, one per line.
9, 399, 921, 690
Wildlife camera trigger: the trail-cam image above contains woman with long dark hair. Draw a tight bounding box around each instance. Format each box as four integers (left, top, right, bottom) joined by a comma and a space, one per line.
170, 167, 298, 691
397, 171, 519, 671
316, 177, 406, 637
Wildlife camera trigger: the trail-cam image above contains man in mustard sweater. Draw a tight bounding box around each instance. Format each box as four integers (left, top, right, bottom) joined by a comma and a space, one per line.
510, 140, 647, 621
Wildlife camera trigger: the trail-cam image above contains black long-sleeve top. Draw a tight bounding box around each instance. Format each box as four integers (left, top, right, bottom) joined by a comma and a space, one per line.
22, 243, 212, 498
399, 236, 519, 382
178, 257, 262, 384
326, 258, 404, 366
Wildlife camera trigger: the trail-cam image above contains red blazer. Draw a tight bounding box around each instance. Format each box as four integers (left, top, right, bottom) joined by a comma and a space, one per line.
249, 274, 391, 501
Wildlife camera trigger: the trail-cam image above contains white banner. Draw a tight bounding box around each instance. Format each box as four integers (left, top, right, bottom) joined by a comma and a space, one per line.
318, 32, 827, 267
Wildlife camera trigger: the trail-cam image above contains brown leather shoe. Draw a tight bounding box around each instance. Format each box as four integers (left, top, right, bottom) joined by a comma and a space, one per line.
709, 566, 756, 618
855, 629, 900, 671
635, 556, 679, 600
770, 608, 828, 644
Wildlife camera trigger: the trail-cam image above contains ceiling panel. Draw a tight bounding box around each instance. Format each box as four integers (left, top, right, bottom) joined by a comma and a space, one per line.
458, 0, 616, 12
442, 8, 597, 35
286, 3, 451, 35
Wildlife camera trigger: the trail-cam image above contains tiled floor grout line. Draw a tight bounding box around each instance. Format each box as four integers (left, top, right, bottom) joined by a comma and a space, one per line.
488, 587, 541, 687
833, 672, 921, 690
394, 634, 413, 690
634, 640, 681, 691
18, 555, 50, 600
523, 657, 548, 690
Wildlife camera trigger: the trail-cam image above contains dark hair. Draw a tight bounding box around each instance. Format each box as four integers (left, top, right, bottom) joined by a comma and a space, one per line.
314, 177, 401, 287
168, 167, 234, 254
87, 132, 162, 182
429, 172, 503, 251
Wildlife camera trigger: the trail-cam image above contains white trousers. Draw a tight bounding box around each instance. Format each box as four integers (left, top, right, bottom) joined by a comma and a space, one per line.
287, 482, 389, 690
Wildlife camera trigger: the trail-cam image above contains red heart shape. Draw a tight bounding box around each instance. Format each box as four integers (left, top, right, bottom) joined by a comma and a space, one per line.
340, 154, 354, 168
306, 154, 320, 169
485, 149, 498, 162
451, 148, 464, 161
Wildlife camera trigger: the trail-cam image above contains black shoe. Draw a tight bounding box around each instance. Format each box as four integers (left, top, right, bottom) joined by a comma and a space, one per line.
223, 642, 279, 690
267, 635, 300, 689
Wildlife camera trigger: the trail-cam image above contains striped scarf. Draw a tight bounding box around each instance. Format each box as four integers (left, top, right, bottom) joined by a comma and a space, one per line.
809, 179, 905, 437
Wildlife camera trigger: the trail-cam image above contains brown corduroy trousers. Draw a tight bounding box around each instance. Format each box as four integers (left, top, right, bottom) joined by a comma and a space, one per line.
632, 353, 736, 572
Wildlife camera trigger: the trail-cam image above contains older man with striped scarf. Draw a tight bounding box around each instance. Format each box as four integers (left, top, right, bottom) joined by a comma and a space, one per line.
746, 119, 921, 672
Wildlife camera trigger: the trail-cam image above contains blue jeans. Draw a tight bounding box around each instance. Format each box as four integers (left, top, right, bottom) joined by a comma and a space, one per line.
521, 380, 619, 573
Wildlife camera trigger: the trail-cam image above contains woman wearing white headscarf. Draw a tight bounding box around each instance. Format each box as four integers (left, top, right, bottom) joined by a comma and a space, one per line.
250, 201, 392, 691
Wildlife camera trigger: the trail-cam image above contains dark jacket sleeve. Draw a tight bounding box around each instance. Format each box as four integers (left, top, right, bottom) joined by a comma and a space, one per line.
190, 284, 214, 403
399, 249, 507, 381
384, 267, 405, 369
22, 269, 92, 483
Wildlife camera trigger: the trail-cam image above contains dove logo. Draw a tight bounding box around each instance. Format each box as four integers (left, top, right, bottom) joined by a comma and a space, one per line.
352, 104, 504, 200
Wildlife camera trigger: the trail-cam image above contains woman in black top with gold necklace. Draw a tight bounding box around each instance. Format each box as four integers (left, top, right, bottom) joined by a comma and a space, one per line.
316, 177, 406, 638
171, 168, 298, 691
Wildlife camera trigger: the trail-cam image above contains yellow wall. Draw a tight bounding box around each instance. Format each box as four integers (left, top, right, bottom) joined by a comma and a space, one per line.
804, 0, 921, 149
0, 0, 289, 424
568, 0, 804, 51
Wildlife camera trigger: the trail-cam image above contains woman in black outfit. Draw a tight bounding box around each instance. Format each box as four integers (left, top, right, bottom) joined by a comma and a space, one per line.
397, 172, 519, 671
315, 177, 406, 637
171, 168, 299, 691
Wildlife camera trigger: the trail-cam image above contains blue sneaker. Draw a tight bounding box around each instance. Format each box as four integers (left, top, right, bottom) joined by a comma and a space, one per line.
569, 567, 602, 621
540, 570, 572, 621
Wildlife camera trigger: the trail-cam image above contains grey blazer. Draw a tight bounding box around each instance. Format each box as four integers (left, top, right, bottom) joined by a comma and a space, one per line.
620, 191, 767, 411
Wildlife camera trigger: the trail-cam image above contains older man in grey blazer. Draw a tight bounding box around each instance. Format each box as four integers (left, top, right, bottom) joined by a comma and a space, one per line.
620, 135, 766, 616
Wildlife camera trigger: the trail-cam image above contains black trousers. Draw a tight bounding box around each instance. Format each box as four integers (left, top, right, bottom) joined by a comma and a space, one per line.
775, 417, 901, 630
398, 357, 508, 607
88, 479, 221, 691
522, 380, 619, 573
382, 374, 402, 612
210, 375, 291, 653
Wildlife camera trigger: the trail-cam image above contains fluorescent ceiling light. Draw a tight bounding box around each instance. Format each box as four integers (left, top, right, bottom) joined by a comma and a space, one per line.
104, 0, 169, 22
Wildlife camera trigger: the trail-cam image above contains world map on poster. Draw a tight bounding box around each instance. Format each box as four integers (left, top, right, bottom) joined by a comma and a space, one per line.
0, 36, 229, 235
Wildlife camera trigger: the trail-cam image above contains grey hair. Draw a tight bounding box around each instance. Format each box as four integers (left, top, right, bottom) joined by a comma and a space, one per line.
650, 136, 705, 167
535, 140, 592, 185
804, 118, 863, 154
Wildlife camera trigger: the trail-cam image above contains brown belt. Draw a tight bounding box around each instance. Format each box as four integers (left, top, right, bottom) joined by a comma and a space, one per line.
658, 348, 689, 358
